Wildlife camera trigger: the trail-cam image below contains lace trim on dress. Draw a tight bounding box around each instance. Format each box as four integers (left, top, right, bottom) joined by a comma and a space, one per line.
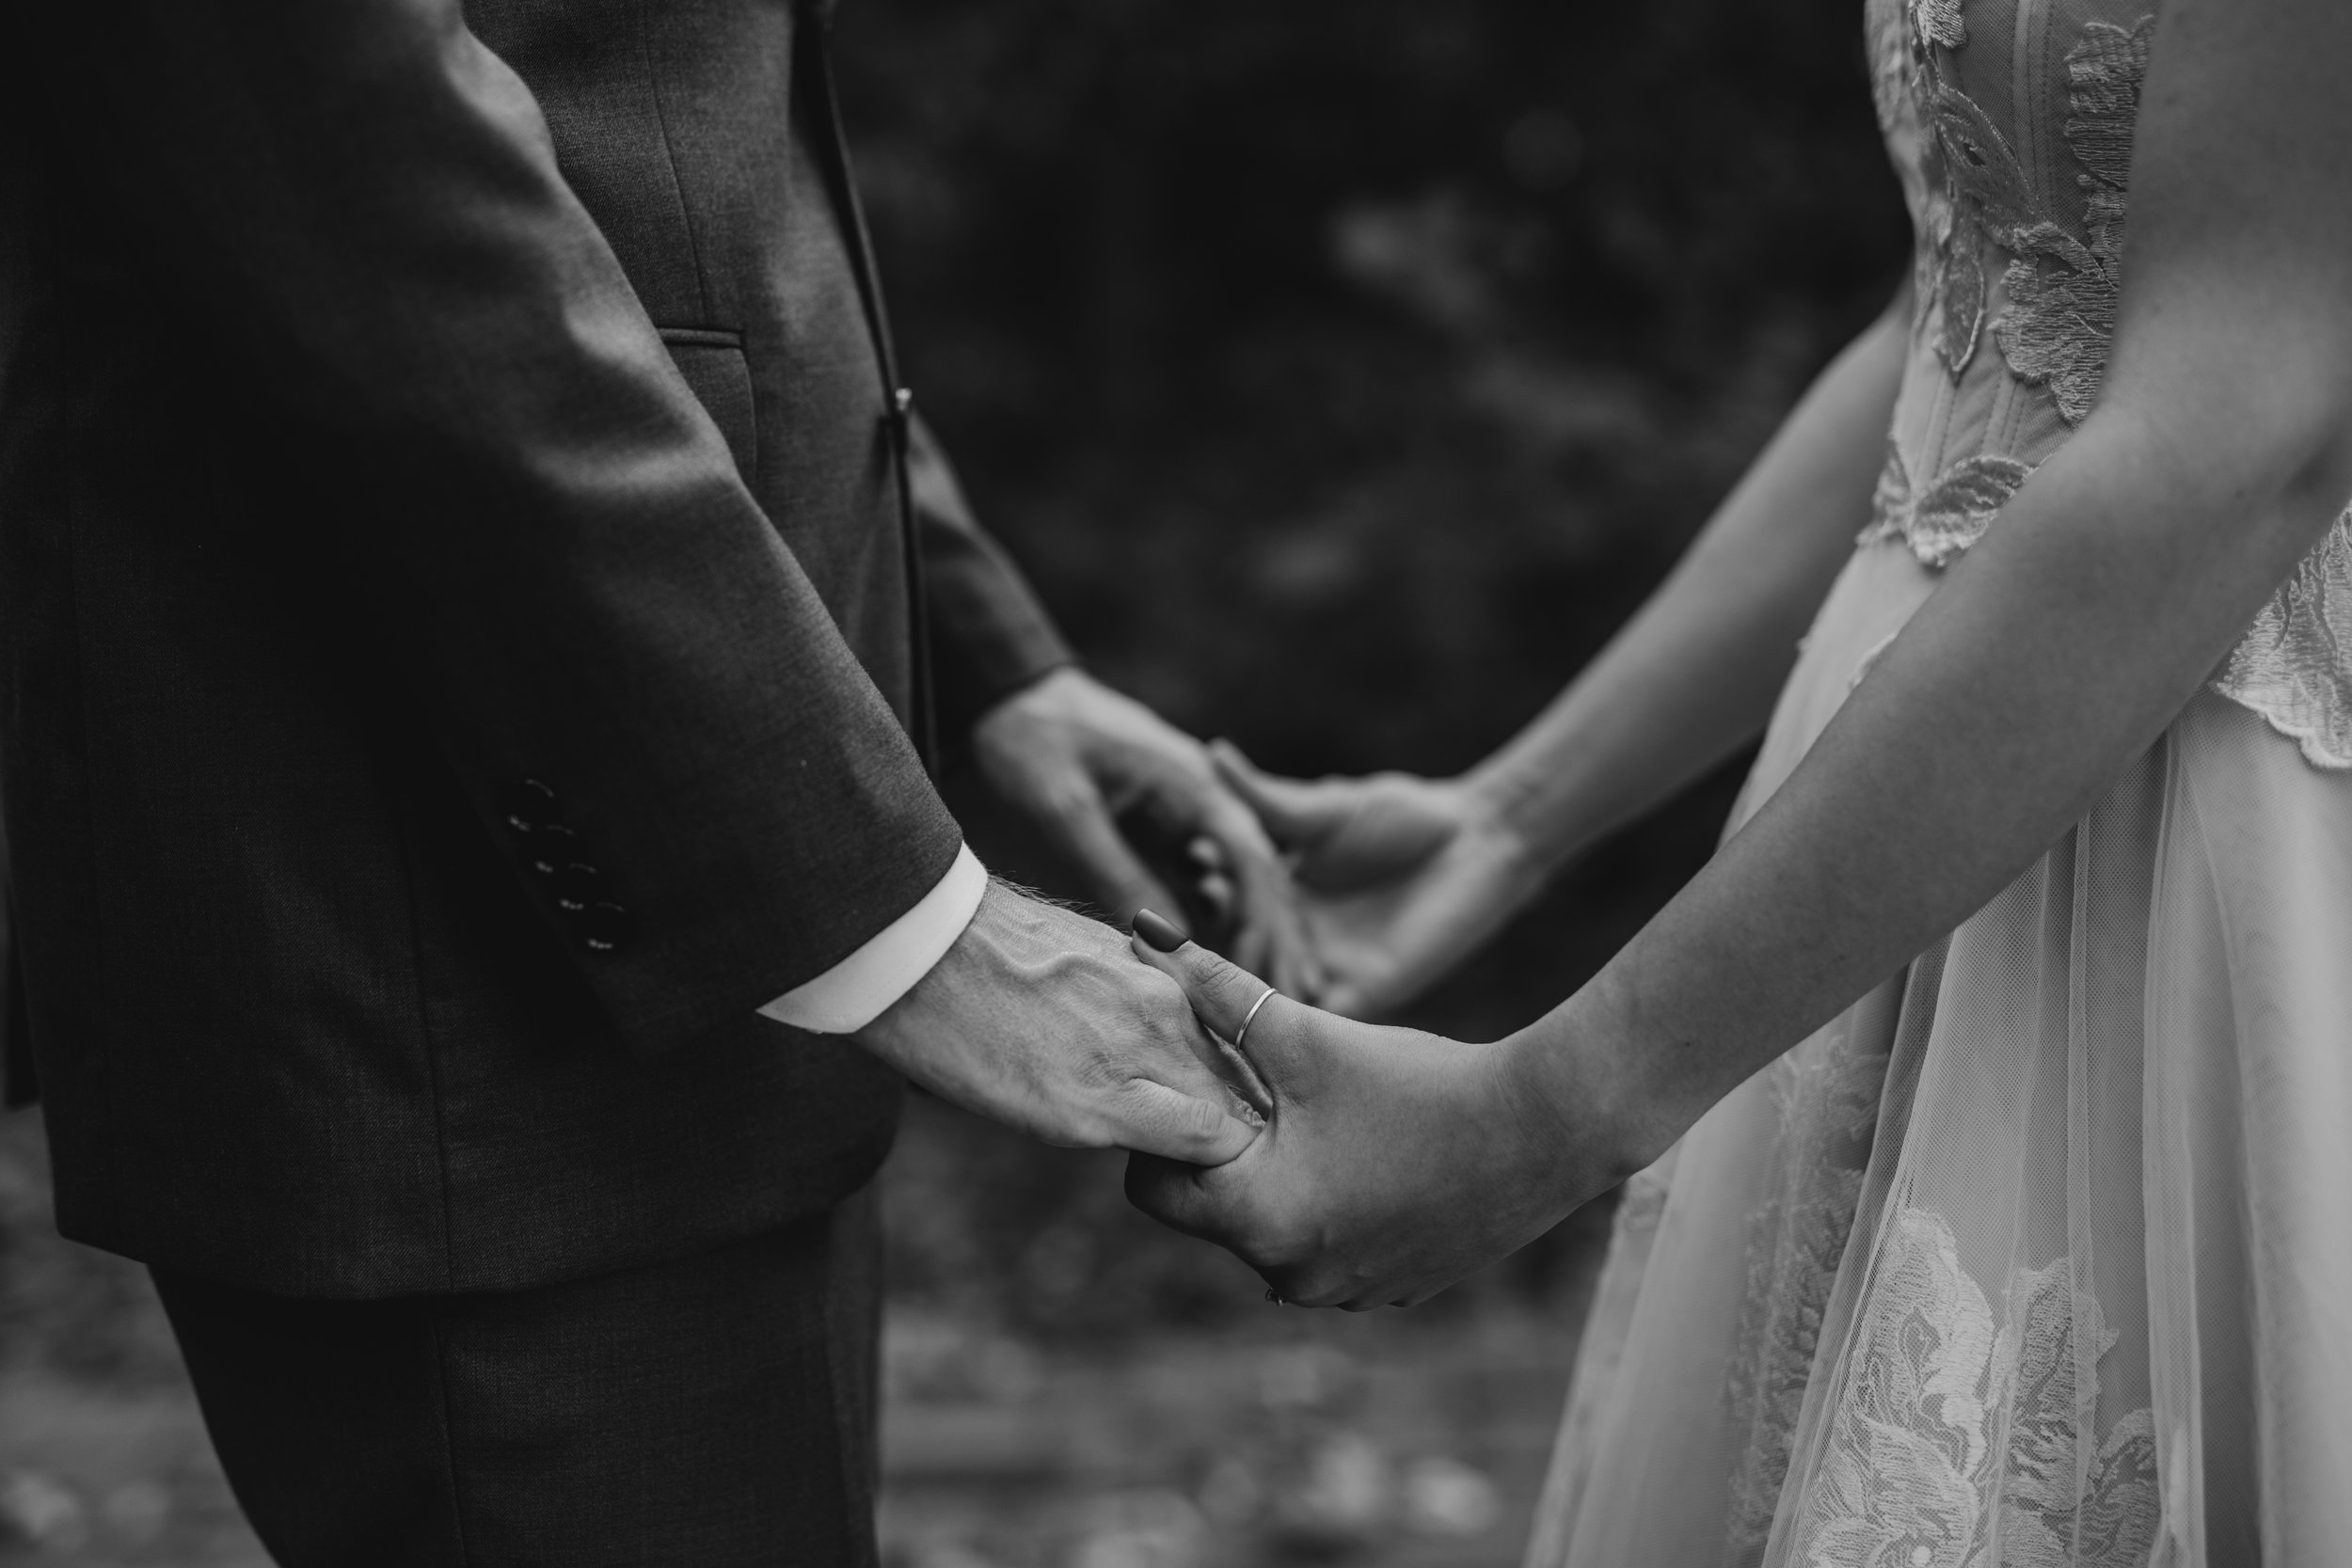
1859, 442, 2035, 569
1788, 1206, 2160, 1568
1901, 5, 2152, 419
2210, 510, 2352, 770
1721, 1029, 1890, 1567
1868, 466, 2352, 768
1987, 20, 2150, 424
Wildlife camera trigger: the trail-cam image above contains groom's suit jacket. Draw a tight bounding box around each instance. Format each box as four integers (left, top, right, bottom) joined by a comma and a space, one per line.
0, 0, 1070, 1296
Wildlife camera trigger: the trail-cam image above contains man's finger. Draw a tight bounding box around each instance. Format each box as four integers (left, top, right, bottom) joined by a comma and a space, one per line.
1193, 870, 1235, 925
1111, 1080, 1259, 1165
1186, 792, 1328, 1000
1043, 780, 1186, 927
1209, 740, 1352, 849
1217, 845, 1327, 1001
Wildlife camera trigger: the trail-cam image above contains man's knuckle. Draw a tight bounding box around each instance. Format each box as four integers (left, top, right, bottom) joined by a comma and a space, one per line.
1083, 1045, 1129, 1089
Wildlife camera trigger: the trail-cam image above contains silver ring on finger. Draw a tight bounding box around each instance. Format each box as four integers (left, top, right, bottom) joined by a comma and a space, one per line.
1232, 986, 1279, 1053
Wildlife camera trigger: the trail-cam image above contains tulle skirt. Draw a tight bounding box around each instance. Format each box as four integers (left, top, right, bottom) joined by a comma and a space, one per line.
1523, 538, 2352, 1568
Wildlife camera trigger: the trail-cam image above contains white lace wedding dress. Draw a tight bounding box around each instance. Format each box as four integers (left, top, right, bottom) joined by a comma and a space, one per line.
1523, 3, 2352, 1564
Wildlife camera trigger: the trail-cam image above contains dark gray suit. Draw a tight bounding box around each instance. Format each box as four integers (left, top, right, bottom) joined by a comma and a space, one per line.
0, 0, 1069, 1559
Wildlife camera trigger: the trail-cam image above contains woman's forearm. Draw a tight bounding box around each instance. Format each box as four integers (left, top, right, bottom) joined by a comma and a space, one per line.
1513, 391, 2352, 1173
1470, 299, 1908, 871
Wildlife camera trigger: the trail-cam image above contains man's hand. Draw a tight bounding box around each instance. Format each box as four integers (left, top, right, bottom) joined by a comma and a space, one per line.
1121, 936, 1636, 1308
853, 881, 1263, 1164
973, 669, 1321, 997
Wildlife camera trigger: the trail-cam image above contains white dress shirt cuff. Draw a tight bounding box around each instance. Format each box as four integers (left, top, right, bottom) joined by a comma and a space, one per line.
758, 844, 987, 1035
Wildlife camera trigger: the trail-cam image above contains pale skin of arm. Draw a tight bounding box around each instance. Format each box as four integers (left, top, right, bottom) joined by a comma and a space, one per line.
1216, 285, 1908, 1016
1132, 0, 2352, 1306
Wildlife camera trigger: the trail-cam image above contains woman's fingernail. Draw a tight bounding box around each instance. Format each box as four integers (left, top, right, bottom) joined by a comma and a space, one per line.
1132, 908, 1188, 952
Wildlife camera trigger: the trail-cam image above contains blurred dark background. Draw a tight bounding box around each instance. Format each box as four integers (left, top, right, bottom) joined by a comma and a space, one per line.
849, 0, 1906, 1332
0, 2, 1906, 1562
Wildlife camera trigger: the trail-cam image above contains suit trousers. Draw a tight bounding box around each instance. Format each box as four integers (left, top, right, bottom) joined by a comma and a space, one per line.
151, 1188, 883, 1567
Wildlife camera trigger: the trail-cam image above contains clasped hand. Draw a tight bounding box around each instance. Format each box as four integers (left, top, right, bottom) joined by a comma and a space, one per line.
1120, 927, 1633, 1309
973, 669, 1322, 998
1206, 741, 1546, 1020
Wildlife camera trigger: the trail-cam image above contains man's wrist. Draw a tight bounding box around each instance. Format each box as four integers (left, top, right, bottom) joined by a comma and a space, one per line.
972, 662, 1084, 735
759, 845, 988, 1035
850, 877, 1006, 1067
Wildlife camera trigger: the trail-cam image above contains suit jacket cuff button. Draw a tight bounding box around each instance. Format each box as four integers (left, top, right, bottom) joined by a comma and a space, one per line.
574, 901, 634, 953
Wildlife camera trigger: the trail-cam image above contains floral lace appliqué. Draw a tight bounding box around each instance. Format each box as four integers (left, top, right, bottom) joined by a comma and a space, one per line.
2210, 509, 2352, 769
1899, 6, 2153, 421
1859, 442, 2035, 569
1721, 1025, 1890, 1567
1788, 1206, 2159, 1568
1994, 20, 2152, 424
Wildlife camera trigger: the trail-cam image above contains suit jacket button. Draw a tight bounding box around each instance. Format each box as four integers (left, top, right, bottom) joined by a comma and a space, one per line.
574, 902, 633, 953
547, 862, 604, 911
501, 779, 559, 834
525, 822, 582, 876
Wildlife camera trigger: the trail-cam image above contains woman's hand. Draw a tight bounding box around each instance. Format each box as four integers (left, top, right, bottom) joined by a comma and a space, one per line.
1120, 931, 1636, 1308
1209, 740, 1471, 893
1213, 743, 1548, 1017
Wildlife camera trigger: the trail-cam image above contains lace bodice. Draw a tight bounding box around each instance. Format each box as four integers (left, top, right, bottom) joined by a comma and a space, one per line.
1861, 0, 2352, 768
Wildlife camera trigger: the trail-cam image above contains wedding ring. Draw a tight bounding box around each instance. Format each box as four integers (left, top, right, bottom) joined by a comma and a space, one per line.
1232, 986, 1279, 1053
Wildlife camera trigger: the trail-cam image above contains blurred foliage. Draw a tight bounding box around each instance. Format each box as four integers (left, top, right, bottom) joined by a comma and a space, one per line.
841, 0, 1912, 1334
837, 0, 1906, 858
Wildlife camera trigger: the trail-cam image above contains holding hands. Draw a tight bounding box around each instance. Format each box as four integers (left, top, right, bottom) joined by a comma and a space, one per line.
1208, 743, 1549, 1020
855, 882, 1268, 1165
974, 670, 1324, 999
958, 676, 1625, 1304
1120, 921, 1636, 1308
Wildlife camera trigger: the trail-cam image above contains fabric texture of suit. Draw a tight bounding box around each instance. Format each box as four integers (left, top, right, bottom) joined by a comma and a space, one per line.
0, 0, 1071, 1298
151, 1190, 886, 1568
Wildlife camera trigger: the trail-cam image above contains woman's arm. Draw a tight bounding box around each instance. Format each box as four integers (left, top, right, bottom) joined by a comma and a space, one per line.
1128, 0, 2352, 1308
1469, 291, 1908, 874
1214, 294, 1909, 1014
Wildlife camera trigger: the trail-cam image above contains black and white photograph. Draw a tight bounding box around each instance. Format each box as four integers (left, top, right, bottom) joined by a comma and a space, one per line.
1, 0, 2347, 1563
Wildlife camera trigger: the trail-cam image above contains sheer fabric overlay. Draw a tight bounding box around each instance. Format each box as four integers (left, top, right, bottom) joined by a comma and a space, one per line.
1528, 544, 2352, 1568
1524, 4, 2352, 1562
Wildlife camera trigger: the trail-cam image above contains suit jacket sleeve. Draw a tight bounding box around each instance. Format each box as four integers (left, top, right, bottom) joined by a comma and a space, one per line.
906, 412, 1077, 743
48, 0, 963, 1058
